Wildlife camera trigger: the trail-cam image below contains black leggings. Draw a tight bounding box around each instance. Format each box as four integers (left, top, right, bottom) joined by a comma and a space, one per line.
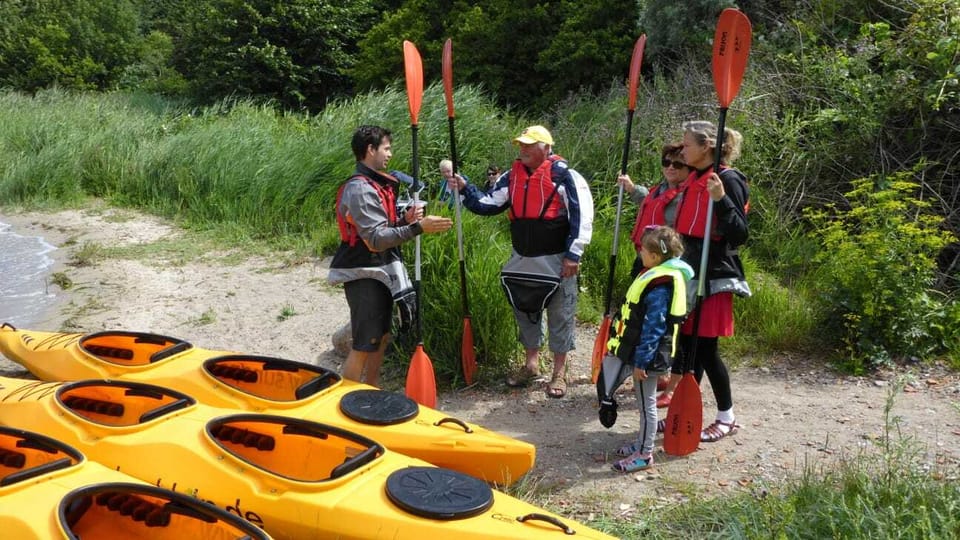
674, 334, 733, 412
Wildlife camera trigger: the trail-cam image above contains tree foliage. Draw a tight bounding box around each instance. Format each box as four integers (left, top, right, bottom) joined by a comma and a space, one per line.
351, 0, 639, 113
0, 0, 142, 91
170, 0, 376, 110
639, 0, 735, 69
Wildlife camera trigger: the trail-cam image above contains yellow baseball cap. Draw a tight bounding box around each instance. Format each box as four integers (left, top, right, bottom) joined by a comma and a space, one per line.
513, 125, 554, 145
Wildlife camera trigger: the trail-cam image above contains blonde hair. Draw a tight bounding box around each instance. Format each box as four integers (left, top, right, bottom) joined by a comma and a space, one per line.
641, 226, 684, 260
682, 120, 743, 164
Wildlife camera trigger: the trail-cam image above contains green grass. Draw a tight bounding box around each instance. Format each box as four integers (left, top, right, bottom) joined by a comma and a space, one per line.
190, 308, 217, 326
49, 271, 73, 290
68, 241, 105, 267
277, 305, 297, 322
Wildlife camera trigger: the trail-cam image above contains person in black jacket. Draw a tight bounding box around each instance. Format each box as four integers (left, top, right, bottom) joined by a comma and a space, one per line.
673, 120, 751, 443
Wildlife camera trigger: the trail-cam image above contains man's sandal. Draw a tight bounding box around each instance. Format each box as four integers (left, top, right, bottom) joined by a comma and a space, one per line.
700, 420, 739, 442
545, 375, 566, 398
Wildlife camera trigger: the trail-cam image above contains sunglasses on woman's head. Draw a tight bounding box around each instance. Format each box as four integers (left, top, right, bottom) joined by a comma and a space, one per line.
661, 159, 687, 169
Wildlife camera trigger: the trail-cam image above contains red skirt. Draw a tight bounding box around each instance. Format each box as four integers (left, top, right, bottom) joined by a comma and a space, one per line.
681, 292, 734, 337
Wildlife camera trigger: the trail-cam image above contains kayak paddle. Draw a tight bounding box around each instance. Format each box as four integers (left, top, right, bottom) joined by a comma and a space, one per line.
442, 38, 477, 386
591, 35, 646, 384
402, 40, 437, 408
664, 8, 752, 457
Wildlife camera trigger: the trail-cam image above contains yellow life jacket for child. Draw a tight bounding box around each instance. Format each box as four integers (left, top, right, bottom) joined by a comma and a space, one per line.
606, 265, 688, 370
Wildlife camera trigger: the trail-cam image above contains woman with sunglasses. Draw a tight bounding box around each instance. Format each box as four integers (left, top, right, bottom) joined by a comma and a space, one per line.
484, 164, 502, 190
617, 142, 689, 277
617, 143, 690, 407
674, 120, 751, 444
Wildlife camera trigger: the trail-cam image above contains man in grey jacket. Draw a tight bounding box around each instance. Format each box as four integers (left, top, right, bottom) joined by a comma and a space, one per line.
328, 125, 451, 386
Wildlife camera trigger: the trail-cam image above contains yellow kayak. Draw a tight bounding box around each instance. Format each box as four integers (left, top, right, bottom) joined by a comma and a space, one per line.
0, 425, 271, 540
0, 324, 533, 485
0, 377, 616, 540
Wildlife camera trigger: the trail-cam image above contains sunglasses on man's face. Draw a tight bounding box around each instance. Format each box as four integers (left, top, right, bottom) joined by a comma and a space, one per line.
661, 159, 687, 169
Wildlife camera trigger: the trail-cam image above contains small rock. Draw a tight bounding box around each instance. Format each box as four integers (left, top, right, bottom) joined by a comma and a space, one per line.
874, 380, 888, 387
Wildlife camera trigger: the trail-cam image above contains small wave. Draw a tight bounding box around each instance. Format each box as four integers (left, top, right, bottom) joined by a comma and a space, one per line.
0, 219, 60, 326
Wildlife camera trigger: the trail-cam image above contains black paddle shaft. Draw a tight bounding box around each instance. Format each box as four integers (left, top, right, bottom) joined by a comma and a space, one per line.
447, 117, 471, 315
601, 107, 636, 314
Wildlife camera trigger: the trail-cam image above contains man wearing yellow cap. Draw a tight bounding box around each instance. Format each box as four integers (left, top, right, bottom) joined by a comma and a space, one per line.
447, 125, 594, 398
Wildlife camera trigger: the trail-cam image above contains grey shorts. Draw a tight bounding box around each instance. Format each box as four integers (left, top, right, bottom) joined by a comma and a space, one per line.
515, 274, 577, 353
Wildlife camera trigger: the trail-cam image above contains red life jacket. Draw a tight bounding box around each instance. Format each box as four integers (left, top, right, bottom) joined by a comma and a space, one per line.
674, 166, 748, 240
506, 155, 570, 256
335, 174, 397, 249
629, 182, 684, 250
507, 155, 566, 221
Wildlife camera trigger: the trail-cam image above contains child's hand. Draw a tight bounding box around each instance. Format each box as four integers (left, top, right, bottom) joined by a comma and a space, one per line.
634, 367, 648, 381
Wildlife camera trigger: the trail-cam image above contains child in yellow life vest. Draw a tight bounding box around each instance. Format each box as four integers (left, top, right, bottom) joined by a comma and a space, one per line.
607, 225, 693, 472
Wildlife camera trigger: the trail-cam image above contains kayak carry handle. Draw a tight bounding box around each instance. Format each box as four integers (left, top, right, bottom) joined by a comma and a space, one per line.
0, 457, 73, 487
517, 513, 575, 535
330, 444, 381, 479
149, 341, 191, 363
294, 372, 340, 400
433, 417, 473, 433
1, 322, 16, 330
138, 398, 192, 423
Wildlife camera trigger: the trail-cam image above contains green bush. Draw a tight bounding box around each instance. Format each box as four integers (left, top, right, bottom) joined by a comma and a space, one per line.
805, 171, 957, 371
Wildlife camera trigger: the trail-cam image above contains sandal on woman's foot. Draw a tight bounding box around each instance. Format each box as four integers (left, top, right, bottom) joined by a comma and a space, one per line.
545, 375, 566, 398
612, 450, 653, 473
506, 366, 540, 387
615, 441, 641, 457
700, 420, 739, 442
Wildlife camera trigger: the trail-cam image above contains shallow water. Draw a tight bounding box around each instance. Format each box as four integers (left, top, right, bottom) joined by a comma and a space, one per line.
0, 220, 58, 327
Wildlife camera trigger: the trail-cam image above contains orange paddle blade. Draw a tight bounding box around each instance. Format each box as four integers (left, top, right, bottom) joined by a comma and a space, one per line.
405, 344, 436, 408
663, 373, 702, 456
590, 316, 612, 384
442, 38, 455, 117
402, 40, 424, 124
626, 35, 646, 111
712, 8, 752, 108
461, 318, 477, 385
